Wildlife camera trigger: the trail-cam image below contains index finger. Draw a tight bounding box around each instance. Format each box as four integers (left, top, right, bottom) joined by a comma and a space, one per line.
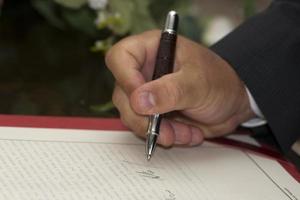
105, 30, 161, 94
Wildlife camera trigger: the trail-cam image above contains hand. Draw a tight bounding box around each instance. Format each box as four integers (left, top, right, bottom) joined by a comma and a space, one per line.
106, 30, 255, 147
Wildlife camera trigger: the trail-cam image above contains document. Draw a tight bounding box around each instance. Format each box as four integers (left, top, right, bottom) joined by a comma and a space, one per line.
0, 126, 299, 200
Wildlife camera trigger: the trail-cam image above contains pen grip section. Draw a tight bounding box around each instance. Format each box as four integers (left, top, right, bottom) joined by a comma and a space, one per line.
152, 32, 177, 80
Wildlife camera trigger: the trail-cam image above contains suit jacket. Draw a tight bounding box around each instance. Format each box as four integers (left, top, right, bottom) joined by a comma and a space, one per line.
211, 0, 300, 153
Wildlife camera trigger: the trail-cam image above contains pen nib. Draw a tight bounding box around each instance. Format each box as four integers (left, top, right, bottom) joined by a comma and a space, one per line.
147, 154, 151, 161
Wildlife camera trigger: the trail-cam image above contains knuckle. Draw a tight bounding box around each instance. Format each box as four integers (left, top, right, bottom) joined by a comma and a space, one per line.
105, 47, 114, 68
112, 89, 121, 108
105, 39, 129, 68
120, 115, 130, 128
122, 81, 135, 93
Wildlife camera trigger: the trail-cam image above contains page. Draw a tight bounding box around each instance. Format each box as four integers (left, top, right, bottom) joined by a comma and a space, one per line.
0, 126, 299, 200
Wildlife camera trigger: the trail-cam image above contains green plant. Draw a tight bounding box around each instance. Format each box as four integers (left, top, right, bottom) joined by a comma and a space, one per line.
0, 0, 257, 117
29, 0, 201, 115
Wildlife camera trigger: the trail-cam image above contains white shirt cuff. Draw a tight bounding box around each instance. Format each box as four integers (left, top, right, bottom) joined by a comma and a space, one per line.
242, 88, 300, 156
241, 87, 267, 128
292, 139, 300, 156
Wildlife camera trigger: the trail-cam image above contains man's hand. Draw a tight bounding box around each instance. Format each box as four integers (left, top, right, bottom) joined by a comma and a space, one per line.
105, 30, 255, 147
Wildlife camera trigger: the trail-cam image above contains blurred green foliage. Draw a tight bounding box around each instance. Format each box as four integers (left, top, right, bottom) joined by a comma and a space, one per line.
31, 0, 202, 45
243, 0, 257, 18
0, 0, 257, 117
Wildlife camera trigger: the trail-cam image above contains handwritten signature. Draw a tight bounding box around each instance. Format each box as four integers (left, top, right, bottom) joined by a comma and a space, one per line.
165, 190, 176, 200
122, 160, 161, 169
136, 170, 160, 179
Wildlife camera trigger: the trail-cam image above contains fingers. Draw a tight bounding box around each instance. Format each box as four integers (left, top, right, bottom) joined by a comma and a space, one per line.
172, 114, 240, 138
113, 85, 204, 146
167, 119, 204, 146
105, 37, 146, 94
106, 30, 161, 94
155, 118, 204, 146
130, 66, 208, 115
112, 85, 148, 136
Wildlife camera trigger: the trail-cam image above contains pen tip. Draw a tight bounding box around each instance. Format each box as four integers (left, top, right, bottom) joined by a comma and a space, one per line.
147, 155, 151, 161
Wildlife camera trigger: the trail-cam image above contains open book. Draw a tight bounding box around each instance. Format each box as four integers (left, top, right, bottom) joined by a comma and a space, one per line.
0, 126, 299, 200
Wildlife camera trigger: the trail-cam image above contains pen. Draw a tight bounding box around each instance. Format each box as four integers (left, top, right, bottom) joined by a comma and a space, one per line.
145, 11, 179, 161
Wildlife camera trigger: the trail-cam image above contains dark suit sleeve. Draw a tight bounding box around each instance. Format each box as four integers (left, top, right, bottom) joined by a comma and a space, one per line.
210, 0, 300, 152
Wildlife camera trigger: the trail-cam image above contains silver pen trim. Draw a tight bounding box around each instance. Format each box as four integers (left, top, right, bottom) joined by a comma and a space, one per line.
163, 10, 178, 34
147, 114, 161, 134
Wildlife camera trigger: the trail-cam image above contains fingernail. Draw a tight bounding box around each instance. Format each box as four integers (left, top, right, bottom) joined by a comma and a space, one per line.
190, 127, 203, 146
138, 92, 155, 110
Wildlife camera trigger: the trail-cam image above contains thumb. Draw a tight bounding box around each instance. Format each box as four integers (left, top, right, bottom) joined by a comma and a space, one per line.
130, 70, 203, 115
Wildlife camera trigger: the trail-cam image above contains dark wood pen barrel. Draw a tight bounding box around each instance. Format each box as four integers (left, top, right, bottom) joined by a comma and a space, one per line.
152, 32, 177, 80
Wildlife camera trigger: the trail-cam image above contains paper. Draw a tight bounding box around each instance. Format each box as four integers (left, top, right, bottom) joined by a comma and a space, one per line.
0, 126, 299, 200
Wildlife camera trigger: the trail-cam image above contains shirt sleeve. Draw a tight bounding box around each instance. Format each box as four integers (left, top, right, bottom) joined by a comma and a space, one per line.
241, 87, 267, 128
210, 0, 300, 152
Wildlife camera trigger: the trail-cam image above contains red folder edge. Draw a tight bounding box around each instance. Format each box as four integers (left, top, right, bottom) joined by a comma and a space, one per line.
0, 114, 299, 182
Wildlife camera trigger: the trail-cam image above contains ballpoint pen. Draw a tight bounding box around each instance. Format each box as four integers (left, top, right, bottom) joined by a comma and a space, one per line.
145, 11, 179, 161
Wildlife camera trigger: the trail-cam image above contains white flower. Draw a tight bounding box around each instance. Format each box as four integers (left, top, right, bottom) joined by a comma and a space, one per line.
203, 16, 235, 46
88, 0, 107, 10
94, 11, 107, 26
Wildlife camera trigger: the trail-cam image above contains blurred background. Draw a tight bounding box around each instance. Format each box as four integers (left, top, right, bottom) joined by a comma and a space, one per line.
0, 0, 271, 118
